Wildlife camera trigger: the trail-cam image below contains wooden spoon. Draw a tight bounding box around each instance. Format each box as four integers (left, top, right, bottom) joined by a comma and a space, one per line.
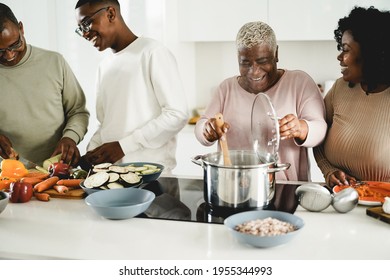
215, 113, 232, 166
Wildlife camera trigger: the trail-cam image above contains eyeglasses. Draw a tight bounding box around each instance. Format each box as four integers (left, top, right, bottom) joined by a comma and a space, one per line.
75, 6, 109, 37
0, 34, 23, 56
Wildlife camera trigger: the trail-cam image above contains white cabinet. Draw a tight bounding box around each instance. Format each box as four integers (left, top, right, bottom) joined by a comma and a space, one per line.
178, 0, 268, 41
269, 0, 390, 41
173, 125, 215, 178
178, 0, 390, 42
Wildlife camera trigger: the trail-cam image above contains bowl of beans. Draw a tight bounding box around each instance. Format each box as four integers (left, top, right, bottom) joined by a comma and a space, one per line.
224, 210, 304, 248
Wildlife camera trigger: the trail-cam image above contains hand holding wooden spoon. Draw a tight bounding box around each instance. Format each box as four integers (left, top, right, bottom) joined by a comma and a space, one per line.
214, 113, 232, 166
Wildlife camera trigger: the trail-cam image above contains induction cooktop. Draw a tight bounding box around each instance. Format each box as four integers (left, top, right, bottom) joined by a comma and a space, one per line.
138, 177, 299, 224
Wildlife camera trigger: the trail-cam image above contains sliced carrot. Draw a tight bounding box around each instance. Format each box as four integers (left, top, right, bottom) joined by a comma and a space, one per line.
53, 185, 69, 194
34, 192, 50, 202
338, 183, 390, 203
56, 179, 83, 188
33, 176, 59, 193
20, 177, 44, 186
365, 181, 390, 189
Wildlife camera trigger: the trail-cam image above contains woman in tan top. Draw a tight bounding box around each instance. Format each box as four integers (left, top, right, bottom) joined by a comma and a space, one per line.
314, 6, 390, 187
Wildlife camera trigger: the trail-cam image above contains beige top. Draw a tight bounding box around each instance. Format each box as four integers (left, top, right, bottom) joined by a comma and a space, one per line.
314, 78, 390, 183
0, 45, 89, 165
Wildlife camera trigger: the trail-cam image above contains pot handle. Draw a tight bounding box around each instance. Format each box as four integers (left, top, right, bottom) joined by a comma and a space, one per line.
267, 163, 291, 173
191, 155, 203, 167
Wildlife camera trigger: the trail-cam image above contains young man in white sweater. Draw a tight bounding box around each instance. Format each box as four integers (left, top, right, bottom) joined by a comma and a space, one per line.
75, 0, 188, 174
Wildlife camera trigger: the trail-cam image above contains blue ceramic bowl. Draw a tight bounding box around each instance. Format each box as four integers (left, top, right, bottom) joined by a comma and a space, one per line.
85, 188, 155, 220
224, 210, 304, 248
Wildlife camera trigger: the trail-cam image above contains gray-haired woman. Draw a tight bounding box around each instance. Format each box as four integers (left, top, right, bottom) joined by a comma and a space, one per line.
195, 21, 327, 181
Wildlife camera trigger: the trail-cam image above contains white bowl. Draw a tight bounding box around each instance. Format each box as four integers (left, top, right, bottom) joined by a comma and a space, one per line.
224, 210, 304, 248
0, 191, 9, 215
85, 188, 155, 220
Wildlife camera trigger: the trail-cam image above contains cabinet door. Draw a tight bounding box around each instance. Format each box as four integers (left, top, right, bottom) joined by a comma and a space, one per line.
178, 0, 268, 41
269, 0, 390, 41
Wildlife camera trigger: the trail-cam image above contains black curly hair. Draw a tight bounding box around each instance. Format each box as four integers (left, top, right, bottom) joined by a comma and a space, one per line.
0, 3, 19, 31
334, 6, 390, 89
75, 0, 119, 9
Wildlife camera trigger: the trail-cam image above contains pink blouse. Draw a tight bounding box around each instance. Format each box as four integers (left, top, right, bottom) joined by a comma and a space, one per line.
195, 70, 327, 181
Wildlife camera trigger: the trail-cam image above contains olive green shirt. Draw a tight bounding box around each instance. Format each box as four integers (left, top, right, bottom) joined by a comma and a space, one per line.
0, 45, 89, 165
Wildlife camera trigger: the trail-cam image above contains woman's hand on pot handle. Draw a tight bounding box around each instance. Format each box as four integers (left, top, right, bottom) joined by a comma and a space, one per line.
203, 118, 230, 142
327, 170, 357, 187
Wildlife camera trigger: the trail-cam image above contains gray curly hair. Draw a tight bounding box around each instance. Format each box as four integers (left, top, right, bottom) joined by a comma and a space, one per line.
236, 21, 277, 53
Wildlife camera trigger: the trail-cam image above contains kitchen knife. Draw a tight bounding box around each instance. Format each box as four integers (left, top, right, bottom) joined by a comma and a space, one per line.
17, 156, 41, 170
0, 156, 41, 173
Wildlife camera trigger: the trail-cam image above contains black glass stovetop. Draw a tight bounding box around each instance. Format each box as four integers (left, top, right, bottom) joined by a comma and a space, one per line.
138, 177, 299, 224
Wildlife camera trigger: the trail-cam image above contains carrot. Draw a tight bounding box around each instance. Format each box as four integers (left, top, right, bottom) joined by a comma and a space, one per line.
20, 177, 44, 186
33, 176, 59, 193
34, 192, 50, 202
53, 185, 69, 194
56, 179, 83, 188
23, 172, 50, 180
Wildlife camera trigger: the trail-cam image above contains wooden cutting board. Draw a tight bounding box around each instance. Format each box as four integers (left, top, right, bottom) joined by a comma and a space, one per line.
43, 188, 86, 199
366, 206, 390, 224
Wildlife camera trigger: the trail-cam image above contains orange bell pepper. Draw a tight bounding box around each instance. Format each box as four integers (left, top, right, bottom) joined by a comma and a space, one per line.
0, 176, 17, 191
0, 159, 29, 179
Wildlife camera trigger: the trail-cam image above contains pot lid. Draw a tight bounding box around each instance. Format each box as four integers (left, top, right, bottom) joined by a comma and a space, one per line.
251, 93, 280, 161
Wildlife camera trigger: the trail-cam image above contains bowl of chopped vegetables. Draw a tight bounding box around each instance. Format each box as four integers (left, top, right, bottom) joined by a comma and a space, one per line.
80, 162, 144, 195
224, 210, 304, 248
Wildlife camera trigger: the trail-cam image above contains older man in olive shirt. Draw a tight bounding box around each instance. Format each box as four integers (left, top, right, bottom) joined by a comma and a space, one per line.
0, 3, 89, 166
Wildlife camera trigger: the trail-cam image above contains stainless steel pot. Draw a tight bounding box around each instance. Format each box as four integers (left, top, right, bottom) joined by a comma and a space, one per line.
192, 150, 290, 209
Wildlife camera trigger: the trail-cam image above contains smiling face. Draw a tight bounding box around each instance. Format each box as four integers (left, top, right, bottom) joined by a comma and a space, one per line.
237, 44, 279, 93
0, 20, 27, 66
337, 30, 363, 84
75, 4, 114, 52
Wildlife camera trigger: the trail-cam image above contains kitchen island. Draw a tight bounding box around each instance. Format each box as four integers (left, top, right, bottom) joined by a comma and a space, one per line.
0, 176, 389, 260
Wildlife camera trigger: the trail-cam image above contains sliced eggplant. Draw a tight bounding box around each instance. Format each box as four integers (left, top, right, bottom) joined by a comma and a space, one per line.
143, 164, 158, 169
108, 172, 120, 183
125, 165, 137, 172
141, 168, 158, 175
93, 167, 110, 173
83, 172, 110, 188
108, 165, 129, 174
134, 166, 148, 172
93, 162, 113, 169
120, 172, 141, 185
107, 182, 124, 189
